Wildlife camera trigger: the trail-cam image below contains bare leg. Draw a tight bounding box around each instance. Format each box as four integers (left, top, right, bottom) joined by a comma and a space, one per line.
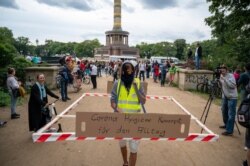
121, 147, 128, 165
129, 152, 137, 166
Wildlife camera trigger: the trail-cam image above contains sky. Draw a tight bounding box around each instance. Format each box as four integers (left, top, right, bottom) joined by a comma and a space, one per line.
0, 0, 213, 46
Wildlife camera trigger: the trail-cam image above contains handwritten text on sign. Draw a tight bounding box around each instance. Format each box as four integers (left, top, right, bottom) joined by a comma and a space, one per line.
76, 112, 190, 138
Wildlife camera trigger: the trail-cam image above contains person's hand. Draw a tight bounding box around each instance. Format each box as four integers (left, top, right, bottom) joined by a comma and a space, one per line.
220, 75, 225, 82
115, 108, 122, 113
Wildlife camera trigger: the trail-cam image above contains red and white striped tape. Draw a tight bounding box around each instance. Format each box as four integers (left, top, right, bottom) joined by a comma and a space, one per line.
85, 93, 172, 100
33, 133, 219, 143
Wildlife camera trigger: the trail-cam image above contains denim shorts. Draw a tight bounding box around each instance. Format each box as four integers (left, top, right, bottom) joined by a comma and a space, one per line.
119, 140, 140, 153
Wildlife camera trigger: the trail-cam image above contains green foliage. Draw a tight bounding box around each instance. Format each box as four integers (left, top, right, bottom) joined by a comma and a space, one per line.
0, 89, 10, 107
0, 56, 32, 90
136, 42, 177, 59
10, 57, 33, 83
0, 68, 8, 89
174, 39, 186, 60
0, 27, 18, 67
0, 27, 15, 43
75, 39, 101, 57
205, 0, 250, 66
0, 43, 16, 67
14, 36, 30, 55
136, 42, 153, 58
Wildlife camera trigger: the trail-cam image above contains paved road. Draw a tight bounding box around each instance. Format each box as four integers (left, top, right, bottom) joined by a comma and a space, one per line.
0, 75, 246, 166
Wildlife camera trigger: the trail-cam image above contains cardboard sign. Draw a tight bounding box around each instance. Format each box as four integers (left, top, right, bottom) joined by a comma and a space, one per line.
107, 81, 148, 94
76, 112, 190, 138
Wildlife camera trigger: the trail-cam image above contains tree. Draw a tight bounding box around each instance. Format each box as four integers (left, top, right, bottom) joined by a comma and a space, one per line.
0, 27, 17, 67
0, 27, 15, 44
75, 39, 101, 57
174, 39, 186, 60
136, 42, 153, 59
205, 0, 250, 66
14, 36, 30, 56
0, 43, 17, 67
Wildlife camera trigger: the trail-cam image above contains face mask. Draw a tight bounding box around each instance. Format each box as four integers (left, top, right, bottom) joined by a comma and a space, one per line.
121, 63, 134, 89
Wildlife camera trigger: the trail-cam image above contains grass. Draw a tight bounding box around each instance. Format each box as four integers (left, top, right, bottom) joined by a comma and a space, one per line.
187, 89, 222, 106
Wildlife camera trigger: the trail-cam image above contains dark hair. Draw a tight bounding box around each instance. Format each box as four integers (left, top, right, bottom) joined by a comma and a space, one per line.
36, 73, 44, 79
220, 66, 228, 70
8, 67, 15, 74
245, 63, 250, 71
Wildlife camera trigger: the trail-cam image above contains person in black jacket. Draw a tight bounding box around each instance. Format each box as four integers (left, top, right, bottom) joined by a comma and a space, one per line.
59, 58, 72, 101
28, 74, 59, 132
195, 43, 202, 70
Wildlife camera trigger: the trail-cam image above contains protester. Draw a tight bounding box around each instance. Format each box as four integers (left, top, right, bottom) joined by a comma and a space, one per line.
135, 62, 139, 78
104, 62, 109, 76
139, 61, 146, 81
28, 74, 59, 132
187, 47, 193, 68
233, 68, 241, 83
113, 62, 119, 82
6, 67, 20, 119
59, 57, 72, 102
59, 55, 67, 66
97, 62, 102, 77
237, 63, 250, 165
195, 43, 202, 70
168, 63, 178, 86
110, 61, 146, 166
146, 61, 151, 79
160, 61, 168, 86
90, 62, 97, 89
153, 62, 159, 83
219, 66, 238, 136
187, 47, 193, 60
242, 94, 250, 166
79, 60, 86, 73
238, 63, 250, 102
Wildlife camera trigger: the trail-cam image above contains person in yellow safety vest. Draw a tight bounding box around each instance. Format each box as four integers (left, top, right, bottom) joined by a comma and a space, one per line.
110, 61, 146, 166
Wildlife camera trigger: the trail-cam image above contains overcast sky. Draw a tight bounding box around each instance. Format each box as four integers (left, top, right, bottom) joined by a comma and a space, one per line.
0, 0, 212, 46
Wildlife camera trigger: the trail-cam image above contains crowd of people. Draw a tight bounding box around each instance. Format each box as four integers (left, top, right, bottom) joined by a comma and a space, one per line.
2, 54, 250, 166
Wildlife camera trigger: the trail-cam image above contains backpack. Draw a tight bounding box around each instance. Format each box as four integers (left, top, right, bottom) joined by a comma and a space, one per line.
237, 101, 250, 128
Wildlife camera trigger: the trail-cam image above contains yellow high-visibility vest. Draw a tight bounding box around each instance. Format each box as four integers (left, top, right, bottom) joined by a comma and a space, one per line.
117, 78, 141, 113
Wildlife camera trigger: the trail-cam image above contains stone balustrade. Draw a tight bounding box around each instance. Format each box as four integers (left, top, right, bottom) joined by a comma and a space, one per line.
176, 69, 214, 90
25, 66, 60, 89
25, 66, 214, 91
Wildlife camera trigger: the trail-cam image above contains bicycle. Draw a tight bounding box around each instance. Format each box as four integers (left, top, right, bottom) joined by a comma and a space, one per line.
55, 73, 81, 93
43, 99, 62, 132
196, 78, 222, 98
55, 73, 61, 89
196, 78, 210, 94
82, 72, 90, 85
72, 72, 82, 92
